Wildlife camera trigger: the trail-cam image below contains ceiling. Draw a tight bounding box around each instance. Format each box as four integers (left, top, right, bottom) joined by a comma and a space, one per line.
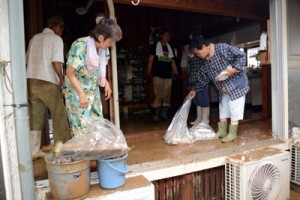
113, 0, 269, 19
113, 0, 269, 38
38, 0, 269, 40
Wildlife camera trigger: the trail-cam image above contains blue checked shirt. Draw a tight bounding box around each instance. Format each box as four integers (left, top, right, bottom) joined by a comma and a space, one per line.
187, 56, 203, 90
192, 43, 249, 101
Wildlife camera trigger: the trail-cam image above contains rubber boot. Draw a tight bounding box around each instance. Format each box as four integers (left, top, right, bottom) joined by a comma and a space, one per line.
222, 124, 238, 143
216, 122, 228, 138
153, 107, 162, 122
161, 106, 170, 121
30, 130, 46, 160
201, 107, 210, 124
190, 106, 202, 125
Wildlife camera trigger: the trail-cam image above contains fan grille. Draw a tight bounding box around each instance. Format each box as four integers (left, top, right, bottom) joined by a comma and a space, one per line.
249, 162, 281, 200
291, 144, 300, 184
225, 162, 241, 199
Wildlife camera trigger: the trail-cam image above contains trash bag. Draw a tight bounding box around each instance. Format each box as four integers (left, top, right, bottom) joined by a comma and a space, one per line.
55, 117, 129, 162
189, 122, 218, 141
292, 127, 300, 143
164, 96, 193, 145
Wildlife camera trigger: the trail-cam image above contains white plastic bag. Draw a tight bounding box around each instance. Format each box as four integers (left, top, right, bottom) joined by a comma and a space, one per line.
164, 96, 193, 144
292, 127, 300, 143
189, 122, 218, 141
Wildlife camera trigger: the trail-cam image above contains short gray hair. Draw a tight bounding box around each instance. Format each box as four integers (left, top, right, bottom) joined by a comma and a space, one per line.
90, 18, 122, 42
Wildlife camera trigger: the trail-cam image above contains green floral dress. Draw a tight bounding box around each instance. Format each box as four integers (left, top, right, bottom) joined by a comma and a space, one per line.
63, 37, 110, 136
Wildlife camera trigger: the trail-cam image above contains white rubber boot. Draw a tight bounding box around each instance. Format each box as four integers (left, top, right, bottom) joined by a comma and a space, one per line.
190, 106, 202, 125
30, 130, 46, 160
201, 107, 210, 124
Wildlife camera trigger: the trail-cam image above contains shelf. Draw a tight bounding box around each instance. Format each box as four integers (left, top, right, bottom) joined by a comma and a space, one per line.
117, 45, 148, 111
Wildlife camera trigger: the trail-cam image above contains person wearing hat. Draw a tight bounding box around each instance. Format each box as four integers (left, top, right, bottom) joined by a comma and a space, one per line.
188, 36, 249, 142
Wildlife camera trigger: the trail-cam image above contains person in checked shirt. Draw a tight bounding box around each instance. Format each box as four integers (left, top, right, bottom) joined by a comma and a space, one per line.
188, 36, 249, 143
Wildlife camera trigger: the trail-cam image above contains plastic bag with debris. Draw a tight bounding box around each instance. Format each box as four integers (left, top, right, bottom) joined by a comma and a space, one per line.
292, 127, 300, 143
164, 96, 193, 144
53, 117, 129, 163
189, 122, 218, 141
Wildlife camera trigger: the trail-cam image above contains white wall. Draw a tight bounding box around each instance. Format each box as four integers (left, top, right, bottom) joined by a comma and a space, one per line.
287, 0, 300, 56
212, 23, 261, 45
287, 0, 300, 128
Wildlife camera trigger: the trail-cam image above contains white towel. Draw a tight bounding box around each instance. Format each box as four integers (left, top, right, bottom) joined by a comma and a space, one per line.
155, 41, 174, 58
86, 37, 106, 87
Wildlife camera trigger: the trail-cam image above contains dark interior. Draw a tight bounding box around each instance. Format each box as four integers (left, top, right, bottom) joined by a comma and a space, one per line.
23, 0, 271, 136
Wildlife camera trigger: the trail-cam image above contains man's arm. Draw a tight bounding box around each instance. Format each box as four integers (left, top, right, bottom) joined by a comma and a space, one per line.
53, 61, 64, 86
146, 55, 154, 81
26, 39, 33, 65
171, 59, 179, 77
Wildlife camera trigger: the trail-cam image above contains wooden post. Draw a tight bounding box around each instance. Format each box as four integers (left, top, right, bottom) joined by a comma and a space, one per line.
262, 64, 271, 119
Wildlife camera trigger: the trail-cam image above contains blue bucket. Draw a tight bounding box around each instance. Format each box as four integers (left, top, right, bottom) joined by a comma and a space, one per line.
97, 153, 128, 189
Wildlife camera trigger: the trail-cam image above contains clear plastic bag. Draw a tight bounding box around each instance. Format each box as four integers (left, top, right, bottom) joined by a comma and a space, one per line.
164, 96, 218, 145
164, 96, 193, 144
189, 122, 218, 141
56, 117, 129, 162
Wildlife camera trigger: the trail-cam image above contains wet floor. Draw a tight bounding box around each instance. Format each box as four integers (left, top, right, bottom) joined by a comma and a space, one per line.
33, 107, 300, 199
34, 108, 269, 181
119, 106, 262, 135
124, 118, 273, 166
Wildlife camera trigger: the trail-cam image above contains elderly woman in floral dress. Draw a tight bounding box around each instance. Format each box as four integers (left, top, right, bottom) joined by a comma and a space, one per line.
63, 18, 122, 136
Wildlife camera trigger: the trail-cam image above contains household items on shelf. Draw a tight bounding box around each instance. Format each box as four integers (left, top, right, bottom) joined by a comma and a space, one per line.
117, 45, 147, 104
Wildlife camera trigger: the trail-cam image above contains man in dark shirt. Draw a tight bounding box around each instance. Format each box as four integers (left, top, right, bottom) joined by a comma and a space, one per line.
146, 28, 179, 122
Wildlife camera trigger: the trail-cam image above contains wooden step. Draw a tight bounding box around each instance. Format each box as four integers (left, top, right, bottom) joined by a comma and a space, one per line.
45, 175, 154, 200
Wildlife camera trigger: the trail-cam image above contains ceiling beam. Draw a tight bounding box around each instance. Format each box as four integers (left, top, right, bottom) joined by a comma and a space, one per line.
113, 0, 269, 20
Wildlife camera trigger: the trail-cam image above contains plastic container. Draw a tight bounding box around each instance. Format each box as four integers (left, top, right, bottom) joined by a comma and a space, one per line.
97, 153, 128, 189
45, 154, 90, 199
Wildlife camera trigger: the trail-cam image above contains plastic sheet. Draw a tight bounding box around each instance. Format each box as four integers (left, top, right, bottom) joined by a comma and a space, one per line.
55, 117, 129, 162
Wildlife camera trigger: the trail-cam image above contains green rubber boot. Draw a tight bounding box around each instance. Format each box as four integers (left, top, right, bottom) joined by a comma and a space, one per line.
221, 124, 238, 143
216, 122, 228, 138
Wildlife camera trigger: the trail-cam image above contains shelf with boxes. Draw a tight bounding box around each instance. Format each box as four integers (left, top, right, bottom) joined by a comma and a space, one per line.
117, 45, 149, 111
